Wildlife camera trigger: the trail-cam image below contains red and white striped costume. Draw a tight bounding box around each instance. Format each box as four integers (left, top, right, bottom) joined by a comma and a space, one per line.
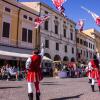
26, 47, 44, 97
27, 55, 43, 82
86, 62, 92, 79
90, 59, 100, 79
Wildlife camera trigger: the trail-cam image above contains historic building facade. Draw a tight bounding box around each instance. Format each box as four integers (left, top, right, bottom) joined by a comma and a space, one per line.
21, 2, 76, 62
0, 0, 39, 66
83, 29, 100, 60
76, 30, 96, 62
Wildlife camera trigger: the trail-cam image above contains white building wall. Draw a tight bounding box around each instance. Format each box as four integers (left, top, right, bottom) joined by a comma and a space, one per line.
21, 2, 76, 61
40, 5, 76, 61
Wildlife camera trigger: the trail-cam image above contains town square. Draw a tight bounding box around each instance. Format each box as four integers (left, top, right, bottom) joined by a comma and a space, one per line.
0, 0, 100, 100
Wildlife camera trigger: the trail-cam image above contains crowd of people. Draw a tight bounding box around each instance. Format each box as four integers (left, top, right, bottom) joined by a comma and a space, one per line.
0, 50, 100, 100
53, 59, 87, 78
0, 64, 25, 81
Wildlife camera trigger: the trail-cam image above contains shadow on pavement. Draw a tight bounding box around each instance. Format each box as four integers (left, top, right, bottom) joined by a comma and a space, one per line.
49, 93, 84, 100
0, 86, 23, 89
42, 82, 56, 83
41, 83, 63, 85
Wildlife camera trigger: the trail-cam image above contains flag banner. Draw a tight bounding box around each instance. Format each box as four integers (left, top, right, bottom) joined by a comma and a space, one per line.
77, 19, 85, 32
96, 17, 100, 26
34, 15, 50, 28
81, 6, 100, 26
52, 0, 67, 15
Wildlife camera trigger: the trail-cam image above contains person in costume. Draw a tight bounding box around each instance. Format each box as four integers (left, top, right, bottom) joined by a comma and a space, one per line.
26, 45, 44, 100
89, 55, 100, 92
85, 61, 92, 83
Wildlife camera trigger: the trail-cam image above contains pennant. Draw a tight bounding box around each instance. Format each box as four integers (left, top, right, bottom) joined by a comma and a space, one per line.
77, 19, 85, 32
96, 17, 100, 26
34, 15, 50, 28
81, 6, 100, 26
52, 0, 67, 15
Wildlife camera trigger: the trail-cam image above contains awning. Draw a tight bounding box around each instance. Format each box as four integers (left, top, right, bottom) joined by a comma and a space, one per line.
0, 50, 53, 61
0, 50, 31, 58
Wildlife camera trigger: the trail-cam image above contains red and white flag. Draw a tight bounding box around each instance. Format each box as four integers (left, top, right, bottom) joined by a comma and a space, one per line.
77, 19, 85, 32
96, 17, 100, 26
52, 0, 67, 15
81, 6, 100, 26
34, 15, 50, 28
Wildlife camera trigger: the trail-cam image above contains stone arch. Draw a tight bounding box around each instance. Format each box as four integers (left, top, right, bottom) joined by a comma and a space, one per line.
63, 56, 69, 61
44, 53, 51, 59
54, 55, 61, 61
71, 57, 75, 62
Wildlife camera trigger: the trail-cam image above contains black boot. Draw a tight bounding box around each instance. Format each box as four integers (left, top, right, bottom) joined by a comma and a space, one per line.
36, 92, 40, 100
28, 93, 33, 100
91, 85, 95, 92
88, 79, 92, 83
98, 86, 100, 92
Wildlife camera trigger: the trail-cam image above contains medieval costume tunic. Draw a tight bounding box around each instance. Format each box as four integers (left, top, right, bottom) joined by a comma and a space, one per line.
90, 59, 100, 79
26, 48, 44, 100
89, 57, 100, 92
27, 55, 43, 82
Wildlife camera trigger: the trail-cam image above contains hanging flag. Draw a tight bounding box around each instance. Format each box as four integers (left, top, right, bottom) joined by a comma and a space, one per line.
77, 19, 85, 32
52, 0, 67, 15
34, 15, 50, 28
96, 17, 100, 26
81, 6, 100, 26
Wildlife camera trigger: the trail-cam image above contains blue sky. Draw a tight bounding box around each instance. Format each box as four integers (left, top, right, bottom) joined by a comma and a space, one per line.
19, 0, 100, 31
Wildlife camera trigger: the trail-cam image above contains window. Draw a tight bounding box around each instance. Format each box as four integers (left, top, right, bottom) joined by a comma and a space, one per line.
80, 39, 83, 44
22, 28, 27, 42
55, 25, 58, 34
28, 30, 32, 43
70, 33, 73, 40
72, 47, 74, 54
86, 41, 88, 47
84, 50, 85, 56
55, 16, 58, 19
45, 40, 49, 48
65, 45, 67, 52
56, 43, 59, 50
63, 29, 66, 37
23, 15, 27, 19
89, 43, 91, 48
87, 51, 88, 57
29, 17, 33, 21
5, 7, 10, 12
70, 25, 73, 28
76, 38, 79, 43
93, 45, 94, 49
22, 28, 32, 43
44, 21, 48, 30
91, 44, 92, 49
2, 22, 10, 38
45, 11, 48, 14
81, 49, 82, 54
84, 41, 86, 46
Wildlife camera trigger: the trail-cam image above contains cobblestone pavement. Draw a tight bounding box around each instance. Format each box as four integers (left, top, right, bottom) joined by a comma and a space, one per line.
0, 77, 100, 100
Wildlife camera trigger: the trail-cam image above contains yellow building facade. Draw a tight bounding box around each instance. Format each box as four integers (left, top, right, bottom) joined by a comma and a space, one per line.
0, 0, 39, 66
83, 29, 100, 59
76, 30, 95, 62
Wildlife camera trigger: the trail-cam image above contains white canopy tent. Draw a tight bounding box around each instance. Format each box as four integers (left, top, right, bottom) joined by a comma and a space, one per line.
0, 50, 31, 58
0, 50, 53, 61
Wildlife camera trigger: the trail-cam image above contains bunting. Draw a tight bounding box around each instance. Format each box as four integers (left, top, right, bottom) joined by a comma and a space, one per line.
77, 19, 85, 32
81, 6, 100, 26
34, 15, 50, 28
52, 0, 67, 15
